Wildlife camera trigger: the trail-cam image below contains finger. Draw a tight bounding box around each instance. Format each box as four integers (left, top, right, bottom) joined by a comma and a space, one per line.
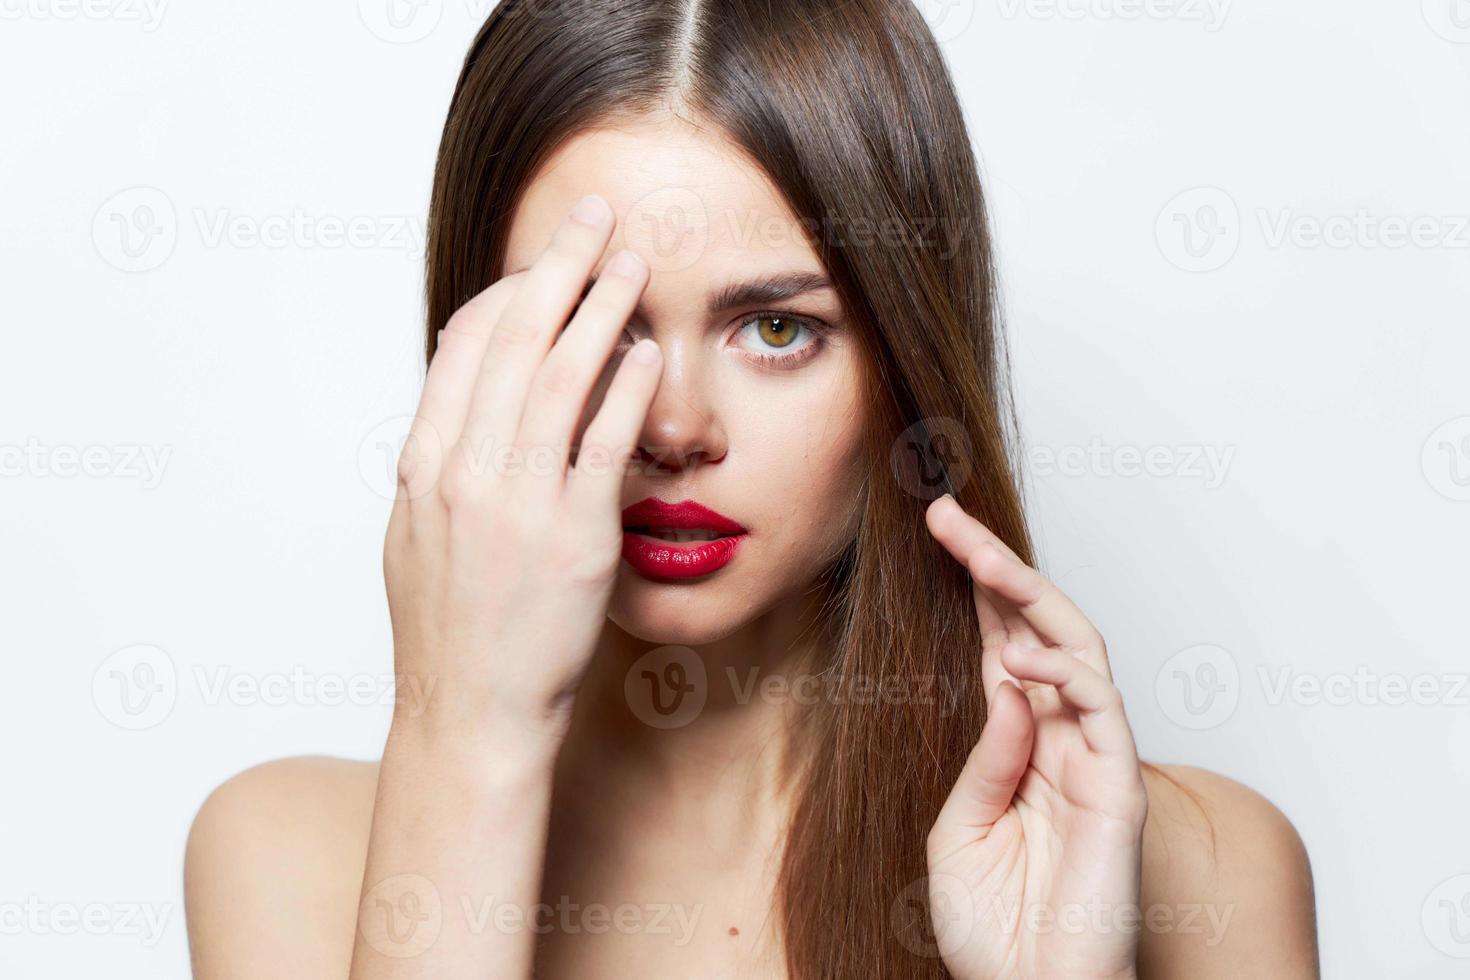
925, 493, 1024, 562
459, 194, 617, 474
927, 493, 1110, 679
930, 680, 1034, 853
925, 494, 1040, 642
515, 248, 649, 484
925, 498, 1026, 701
1000, 643, 1136, 757
967, 542, 1112, 681
564, 337, 663, 515
397, 278, 520, 500
973, 585, 1023, 704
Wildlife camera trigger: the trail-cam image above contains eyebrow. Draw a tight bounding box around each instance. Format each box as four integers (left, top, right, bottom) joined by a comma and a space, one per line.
508, 266, 834, 319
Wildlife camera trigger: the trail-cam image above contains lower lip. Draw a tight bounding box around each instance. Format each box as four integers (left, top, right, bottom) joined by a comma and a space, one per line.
621, 531, 746, 580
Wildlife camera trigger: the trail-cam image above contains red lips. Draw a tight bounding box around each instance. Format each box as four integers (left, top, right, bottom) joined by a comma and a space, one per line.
621, 498, 747, 535
620, 498, 748, 580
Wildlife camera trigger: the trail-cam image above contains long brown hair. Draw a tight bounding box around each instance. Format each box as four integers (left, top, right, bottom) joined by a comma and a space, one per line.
424, 1, 1032, 976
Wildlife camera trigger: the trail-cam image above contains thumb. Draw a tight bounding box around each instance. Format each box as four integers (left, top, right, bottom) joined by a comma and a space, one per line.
930, 680, 1034, 853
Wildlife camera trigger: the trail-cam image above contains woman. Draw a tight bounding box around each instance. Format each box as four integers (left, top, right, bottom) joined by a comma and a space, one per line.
184, 0, 1319, 976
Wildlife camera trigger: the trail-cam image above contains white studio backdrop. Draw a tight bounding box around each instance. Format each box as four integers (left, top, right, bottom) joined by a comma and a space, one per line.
1, 1, 1467, 977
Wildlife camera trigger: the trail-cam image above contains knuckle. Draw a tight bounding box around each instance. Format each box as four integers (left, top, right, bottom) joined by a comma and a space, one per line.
449, 277, 517, 332
534, 355, 582, 399
1121, 783, 1150, 828
395, 443, 437, 494
443, 305, 484, 340
1063, 628, 1106, 660
488, 318, 536, 354
437, 455, 482, 510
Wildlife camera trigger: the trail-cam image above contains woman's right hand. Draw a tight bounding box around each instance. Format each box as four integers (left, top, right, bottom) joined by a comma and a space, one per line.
383, 193, 661, 749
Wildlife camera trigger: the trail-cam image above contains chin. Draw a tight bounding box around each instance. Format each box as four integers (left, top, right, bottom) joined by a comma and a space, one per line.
606, 574, 762, 648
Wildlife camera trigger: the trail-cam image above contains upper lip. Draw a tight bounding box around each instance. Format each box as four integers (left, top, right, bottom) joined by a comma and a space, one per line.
621, 498, 747, 535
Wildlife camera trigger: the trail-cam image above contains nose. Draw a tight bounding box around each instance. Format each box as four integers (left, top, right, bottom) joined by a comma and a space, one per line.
633, 351, 727, 475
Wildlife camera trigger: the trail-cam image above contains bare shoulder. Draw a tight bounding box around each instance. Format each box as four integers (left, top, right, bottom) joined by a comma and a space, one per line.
184, 755, 380, 980
1136, 762, 1320, 979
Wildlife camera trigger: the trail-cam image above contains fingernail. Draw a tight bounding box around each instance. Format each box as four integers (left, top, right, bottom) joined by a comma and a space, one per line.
571, 193, 611, 226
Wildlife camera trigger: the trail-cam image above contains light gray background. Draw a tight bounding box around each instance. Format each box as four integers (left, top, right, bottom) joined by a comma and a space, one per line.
2, 0, 1467, 976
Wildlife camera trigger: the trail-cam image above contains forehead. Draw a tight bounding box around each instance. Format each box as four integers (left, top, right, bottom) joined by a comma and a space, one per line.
504, 116, 825, 285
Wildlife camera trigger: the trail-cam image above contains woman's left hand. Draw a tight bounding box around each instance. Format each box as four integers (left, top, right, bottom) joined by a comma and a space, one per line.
921, 494, 1148, 980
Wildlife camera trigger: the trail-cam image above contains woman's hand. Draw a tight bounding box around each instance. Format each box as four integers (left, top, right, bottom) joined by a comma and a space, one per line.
351, 195, 659, 979
922, 494, 1148, 980
384, 193, 661, 747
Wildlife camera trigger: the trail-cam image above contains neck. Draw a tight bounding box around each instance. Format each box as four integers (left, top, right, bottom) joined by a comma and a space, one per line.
558, 584, 836, 820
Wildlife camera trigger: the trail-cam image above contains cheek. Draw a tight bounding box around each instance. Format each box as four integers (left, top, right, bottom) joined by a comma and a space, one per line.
737, 367, 866, 562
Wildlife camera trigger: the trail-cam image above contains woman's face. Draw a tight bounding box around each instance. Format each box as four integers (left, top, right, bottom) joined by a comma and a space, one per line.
503, 113, 867, 646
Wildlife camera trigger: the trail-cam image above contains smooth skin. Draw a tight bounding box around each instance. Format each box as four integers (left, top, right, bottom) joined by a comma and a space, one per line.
184, 119, 1319, 980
